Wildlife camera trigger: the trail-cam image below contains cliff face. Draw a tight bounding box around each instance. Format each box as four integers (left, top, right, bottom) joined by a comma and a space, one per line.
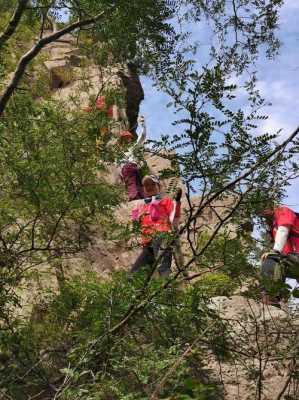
209, 296, 298, 400
38, 34, 183, 278
42, 31, 143, 133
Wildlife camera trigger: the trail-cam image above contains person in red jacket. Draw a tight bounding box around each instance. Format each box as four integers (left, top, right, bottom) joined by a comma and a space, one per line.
260, 205, 299, 306
130, 175, 182, 277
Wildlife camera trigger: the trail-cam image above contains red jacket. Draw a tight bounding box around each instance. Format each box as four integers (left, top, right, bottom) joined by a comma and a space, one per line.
132, 197, 181, 245
272, 206, 299, 254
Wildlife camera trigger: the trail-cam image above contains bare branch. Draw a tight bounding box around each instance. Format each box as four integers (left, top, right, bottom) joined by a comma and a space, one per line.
232, 0, 239, 43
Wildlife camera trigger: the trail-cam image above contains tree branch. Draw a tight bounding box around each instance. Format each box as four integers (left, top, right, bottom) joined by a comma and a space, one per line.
0, 0, 29, 49
0, 11, 105, 115
178, 125, 299, 237
232, 0, 239, 43
150, 336, 201, 400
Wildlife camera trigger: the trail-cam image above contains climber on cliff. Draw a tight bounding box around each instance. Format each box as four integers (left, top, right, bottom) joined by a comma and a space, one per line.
130, 174, 182, 277
118, 115, 147, 201
259, 205, 299, 307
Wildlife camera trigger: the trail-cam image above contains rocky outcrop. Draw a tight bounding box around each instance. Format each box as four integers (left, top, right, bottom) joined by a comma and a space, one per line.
208, 295, 298, 400
42, 33, 143, 135
43, 33, 80, 89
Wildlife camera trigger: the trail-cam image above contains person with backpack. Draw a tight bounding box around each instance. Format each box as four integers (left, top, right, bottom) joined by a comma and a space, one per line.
259, 205, 299, 307
118, 115, 147, 201
130, 175, 182, 277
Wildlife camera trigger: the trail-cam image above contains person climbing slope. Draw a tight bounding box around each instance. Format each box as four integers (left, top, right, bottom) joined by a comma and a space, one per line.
259, 205, 299, 307
130, 175, 182, 277
119, 115, 147, 201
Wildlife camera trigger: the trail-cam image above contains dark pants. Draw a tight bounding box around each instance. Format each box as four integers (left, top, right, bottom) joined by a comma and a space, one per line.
261, 253, 299, 298
131, 237, 172, 277
261, 253, 299, 282
121, 162, 143, 201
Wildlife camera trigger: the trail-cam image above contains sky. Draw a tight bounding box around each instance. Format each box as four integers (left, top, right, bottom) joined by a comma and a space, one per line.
139, 0, 299, 210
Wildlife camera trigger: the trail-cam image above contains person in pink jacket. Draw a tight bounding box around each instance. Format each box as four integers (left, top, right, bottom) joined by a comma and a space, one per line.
130, 175, 182, 277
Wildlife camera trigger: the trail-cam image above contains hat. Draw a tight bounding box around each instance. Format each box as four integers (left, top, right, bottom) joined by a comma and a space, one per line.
142, 175, 160, 185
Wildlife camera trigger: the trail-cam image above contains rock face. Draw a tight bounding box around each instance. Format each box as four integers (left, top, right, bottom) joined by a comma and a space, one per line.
208, 296, 298, 400
30, 33, 174, 283
43, 33, 80, 89
32, 32, 246, 281
39, 33, 184, 278
42, 32, 143, 134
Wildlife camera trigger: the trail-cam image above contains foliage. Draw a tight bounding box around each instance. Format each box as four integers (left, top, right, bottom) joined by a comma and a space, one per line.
0, 87, 123, 322
0, 1, 298, 399
194, 272, 237, 297
0, 272, 227, 399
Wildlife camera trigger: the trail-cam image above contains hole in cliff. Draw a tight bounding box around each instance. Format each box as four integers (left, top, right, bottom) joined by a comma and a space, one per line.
50, 71, 69, 90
